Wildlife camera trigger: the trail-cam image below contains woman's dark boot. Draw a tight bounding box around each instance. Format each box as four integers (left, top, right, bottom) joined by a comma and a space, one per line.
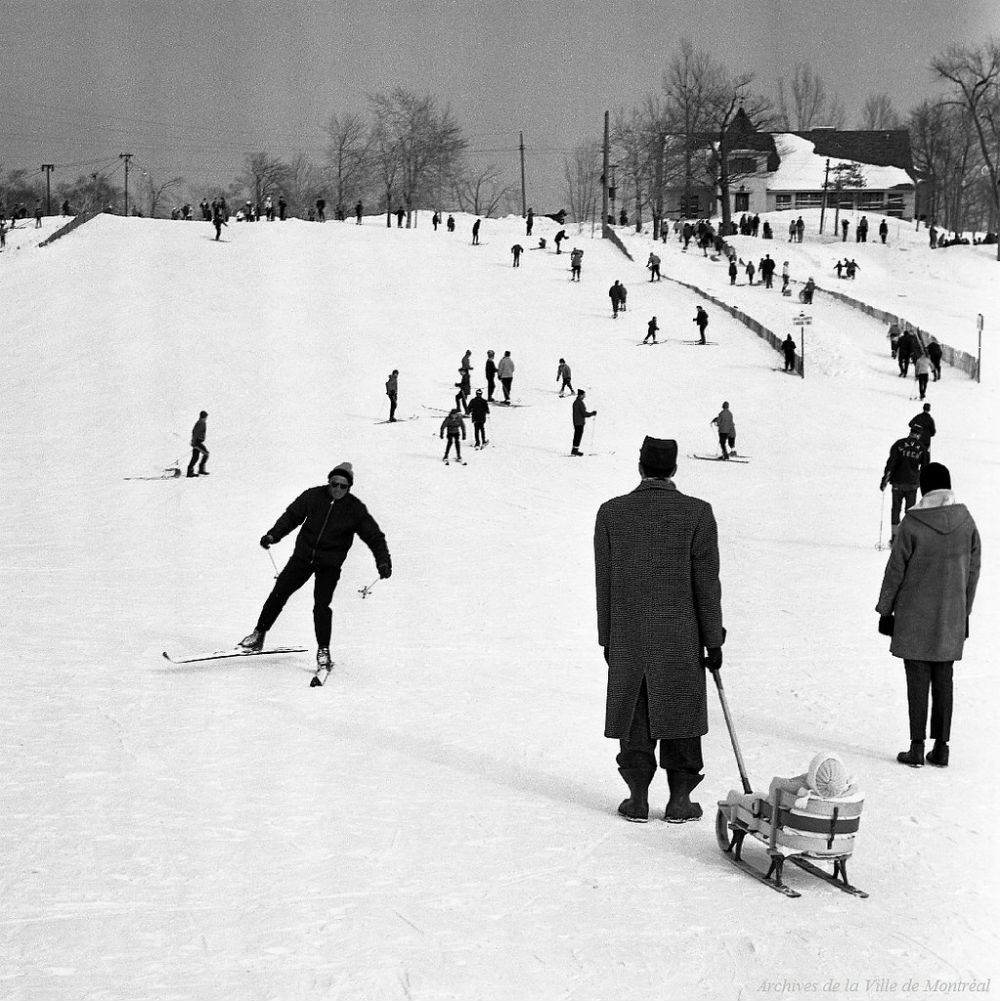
617, 766, 656, 823
896, 741, 925, 767
926, 741, 949, 767
664, 771, 704, 823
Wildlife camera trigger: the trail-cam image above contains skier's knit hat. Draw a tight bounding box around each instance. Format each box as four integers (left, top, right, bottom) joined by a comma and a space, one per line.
328, 462, 354, 486
639, 436, 678, 474
199, 410, 208, 418
920, 462, 951, 494
806, 751, 852, 799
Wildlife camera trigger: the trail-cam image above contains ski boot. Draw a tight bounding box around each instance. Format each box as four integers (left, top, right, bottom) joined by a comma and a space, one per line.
896, 740, 925, 767
926, 740, 949, 767
316, 648, 332, 670
238, 629, 265, 652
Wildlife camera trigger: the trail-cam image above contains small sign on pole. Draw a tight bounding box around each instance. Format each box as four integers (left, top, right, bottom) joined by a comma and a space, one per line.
977, 313, 984, 383
793, 313, 811, 378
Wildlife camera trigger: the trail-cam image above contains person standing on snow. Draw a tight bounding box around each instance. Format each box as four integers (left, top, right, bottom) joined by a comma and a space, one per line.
644, 316, 660, 344
440, 409, 467, 464
927, 338, 943, 381
238, 463, 391, 672
880, 426, 928, 540
526, 207, 534, 235
570, 390, 597, 456
511, 243, 524, 267
879, 219, 889, 244
693, 306, 709, 344
913, 353, 932, 401
468, 389, 490, 449
647, 252, 661, 281
782, 334, 797, 372
186, 410, 210, 477
595, 436, 725, 823
472, 218, 481, 245
484, 350, 498, 402
557, 358, 574, 396
609, 281, 623, 318
711, 402, 737, 459
497, 350, 515, 404
876, 462, 980, 769
554, 229, 567, 254
385, 370, 399, 422
728, 259, 738, 285
908, 403, 936, 460
570, 247, 583, 281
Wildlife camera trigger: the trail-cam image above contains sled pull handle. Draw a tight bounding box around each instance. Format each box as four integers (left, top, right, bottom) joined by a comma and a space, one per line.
711, 668, 753, 795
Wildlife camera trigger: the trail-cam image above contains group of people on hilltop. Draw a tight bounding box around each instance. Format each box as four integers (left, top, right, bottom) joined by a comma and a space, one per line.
887, 322, 942, 399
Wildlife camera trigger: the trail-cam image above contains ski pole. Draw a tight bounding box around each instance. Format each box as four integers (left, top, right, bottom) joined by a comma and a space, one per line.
590, 413, 596, 454
358, 578, 379, 599
266, 548, 279, 579
877, 489, 887, 550
711, 667, 752, 795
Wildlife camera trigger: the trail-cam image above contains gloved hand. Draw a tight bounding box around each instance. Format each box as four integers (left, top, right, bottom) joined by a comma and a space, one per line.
259, 534, 274, 549
703, 647, 723, 671
880, 478, 888, 492
878, 614, 894, 636
377, 561, 392, 580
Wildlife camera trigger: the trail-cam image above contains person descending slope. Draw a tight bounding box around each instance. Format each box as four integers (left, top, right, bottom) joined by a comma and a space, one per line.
711, 402, 737, 460
440, 409, 467, 464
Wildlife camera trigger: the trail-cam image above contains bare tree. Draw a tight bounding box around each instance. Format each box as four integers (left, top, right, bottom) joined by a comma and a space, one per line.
282, 153, 323, 218
451, 162, 510, 217
368, 88, 467, 226
932, 40, 1000, 253
777, 64, 847, 130
141, 173, 184, 218
611, 104, 655, 233
325, 112, 372, 219
858, 92, 903, 130
238, 152, 289, 212
561, 141, 601, 225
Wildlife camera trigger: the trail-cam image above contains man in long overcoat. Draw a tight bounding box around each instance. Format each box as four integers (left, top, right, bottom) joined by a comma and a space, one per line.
876, 463, 980, 769
594, 437, 726, 824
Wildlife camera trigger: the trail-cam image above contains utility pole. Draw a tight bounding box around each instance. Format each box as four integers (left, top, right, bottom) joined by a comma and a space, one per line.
601, 110, 610, 239
119, 153, 133, 216
819, 158, 831, 234
41, 164, 54, 216
519, 131, 527, 218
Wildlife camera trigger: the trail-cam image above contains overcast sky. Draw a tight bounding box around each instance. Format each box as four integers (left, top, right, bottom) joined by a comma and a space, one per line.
2, 0, 997, 210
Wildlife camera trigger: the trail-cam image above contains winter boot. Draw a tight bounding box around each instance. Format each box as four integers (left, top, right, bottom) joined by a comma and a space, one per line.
316, 647, 332, 670
926, 740, 949, 767
238, 629, 265, 652
664, 771, 704, 823
617, 766, 656, 823
896, 740, 925, 767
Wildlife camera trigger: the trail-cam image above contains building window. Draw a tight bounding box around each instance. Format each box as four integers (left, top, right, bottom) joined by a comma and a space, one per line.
735, 192, 750, 212
858, 192, 886, 211
886, 192, 905, 217
679, 195, 700, 216
775, 194, 792, 210
795, 192, 824, 208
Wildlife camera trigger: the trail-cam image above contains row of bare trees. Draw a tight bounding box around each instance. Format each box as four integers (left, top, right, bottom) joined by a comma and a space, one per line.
563, 39, 999, 252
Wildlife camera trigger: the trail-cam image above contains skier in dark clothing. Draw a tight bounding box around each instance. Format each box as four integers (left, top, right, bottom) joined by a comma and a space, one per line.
554, 229, 567, 254
880, 427, 928, 540
485, 350, 498, 401
728, 259, 737, 285
879, 219, 889, 244
238, 463, 391, 671
782, 334, 797, 372
693, 306, 709, 344
447, 215, 455, 232
455, 367, 472, 413
570, 390, 597, 456
570, 247, 583, 281
927, 339, 943, 381
526, 208, 534, 236
211, 203, 227, 241
316, 198, 326, 222
908, 403, 936, 460
355, 201, 363, 224
511, 243, 523, 267
897, 328, 917, 377
472, 218, 481, 245
468, 390, 490, 448
557, 358, 574, 396
644, 316, 659, 344
440, 410, 467, 463
609, 281, 624, 317
187, 410, 209, 476
385, 370, 399, 422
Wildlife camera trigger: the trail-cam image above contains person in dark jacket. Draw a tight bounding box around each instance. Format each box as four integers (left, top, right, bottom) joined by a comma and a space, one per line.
570, 390, 596, 455
385, 370, 399, 422
644, 316, 659, 344
897, 328, 917, 377
186, 411, 209, 476
881, 427, 928, 540
511, 243, 523, 267
440, 409, 466, 463
908, 403, 936, 459
468, 389, 490, 448
927, 338, 943, 381
484, 350, 498, 401
609, 281, 623, 317
554, 229, 567, 254
781, 334, 797, 372
876, 463, 980, 768
595, 436, 725, 823
238, 463, 391, 670
693, 306, 709, 344
472, 218, 481, 245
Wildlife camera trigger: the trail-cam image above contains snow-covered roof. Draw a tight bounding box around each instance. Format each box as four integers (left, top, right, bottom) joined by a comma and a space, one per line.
767, 134, 913, 192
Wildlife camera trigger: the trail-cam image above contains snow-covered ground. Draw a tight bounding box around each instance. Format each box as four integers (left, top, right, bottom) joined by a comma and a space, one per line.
1, 210, 997, 1000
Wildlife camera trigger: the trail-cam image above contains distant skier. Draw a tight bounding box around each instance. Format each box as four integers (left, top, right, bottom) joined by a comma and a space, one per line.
238, 463, 391, 672
782, 334, 797, 372
432, 212, 440, 230
693, 306, 709, 344
761, 254, 775, 289
880, 427, 928, 540
186, 410, 210, 477
468, 389, 490, 448
211, 202, 227, 241
455, 367, 472, 413
570, 390, 597, 456
841, 218, 850, 242
647, 252, 661, 281
745, 260, 756, 286
472, 218, 481, 245
644, 316, 659, 344
609, 281, 624, 318
557, 358, 574, 396
316, 198, 326, 222
440, 409, 467, 463
278, 196, 287, 221
619, 282, 628, 312
908, 403, 936, 460
913, 353, 932, 401
460, 349, 473, 376
710, 402, 736, 460
728, 259, 737, 285
447, 215, 455, 233
897, 328, 917, 377
781, 260, 790, 294
570, 247, 583, 281
526, 208, 534, 236
511, 243, 523, 267
355, 200, 363, 224
385, 369, 399, 422
497, 351, 515, 404
887, 321, 901, 358
554, 229, 567, 254
927, 338, 943, 381
485, 350, 498, 402
879, 219, 889, 244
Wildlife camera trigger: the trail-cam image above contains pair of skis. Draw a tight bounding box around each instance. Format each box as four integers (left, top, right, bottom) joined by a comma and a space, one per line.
162, 646, 332, 687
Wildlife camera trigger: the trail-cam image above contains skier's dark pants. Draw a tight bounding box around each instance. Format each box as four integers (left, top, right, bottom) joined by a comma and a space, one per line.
784, 352, 796, 371
444, 432, 463, 459
388, 393, 397, 421
500, 377, 513, 402
890, 484, 917, 526
698, 324, 708, 343
256, 556, 341, 647
486, 375, 496, 401
572, 425, 585, 451
616, 677, 703, 775
473, 421, 486, 446
904, 660, 953, 742
718, 432, 735, 456
917, 374, 929, 399
561, 378, 574, 394
187, 444, 208, 475
899, 355, 910, 377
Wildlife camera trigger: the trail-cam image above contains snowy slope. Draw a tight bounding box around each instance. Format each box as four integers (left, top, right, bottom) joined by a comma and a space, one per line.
1, 211, 997, 1000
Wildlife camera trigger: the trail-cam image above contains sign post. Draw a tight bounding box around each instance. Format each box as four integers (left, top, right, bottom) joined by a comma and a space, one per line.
977, 313, 984, 383
793, 312, 812, 379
